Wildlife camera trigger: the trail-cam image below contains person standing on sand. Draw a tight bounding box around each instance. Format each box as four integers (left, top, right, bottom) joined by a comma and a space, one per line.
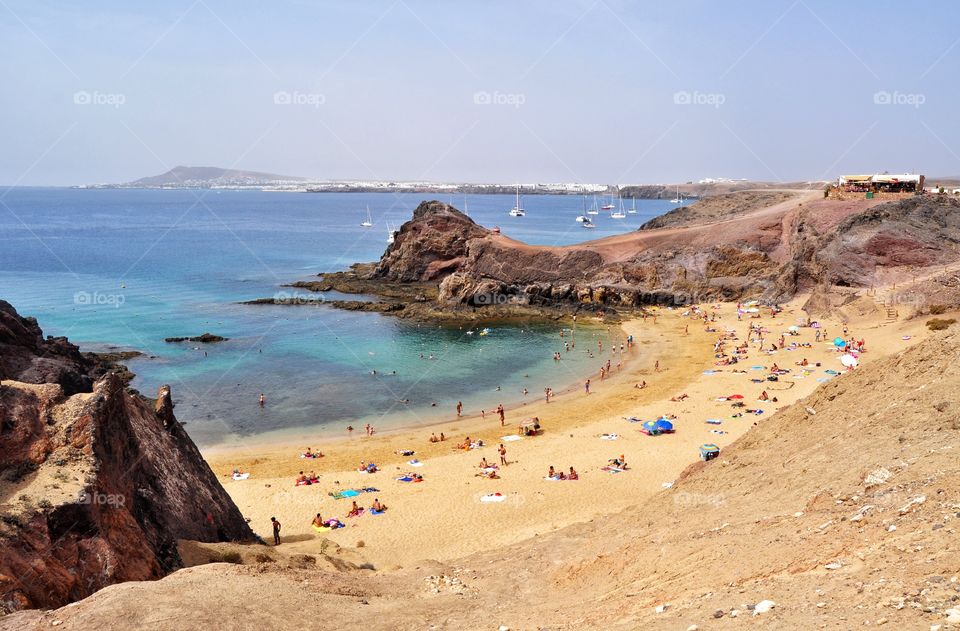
271, 516, 281, 545
585, 378, 591, 394
655, 360, 660, 372
497, 404, 505, 426
499, 443, 507, 466
456, 401, 462, 417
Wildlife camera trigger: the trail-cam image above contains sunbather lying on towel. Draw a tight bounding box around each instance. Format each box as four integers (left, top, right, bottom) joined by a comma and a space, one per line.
608, 455, 628, 469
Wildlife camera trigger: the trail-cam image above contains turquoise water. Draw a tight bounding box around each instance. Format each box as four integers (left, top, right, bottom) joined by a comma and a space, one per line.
0, 188, 673, 445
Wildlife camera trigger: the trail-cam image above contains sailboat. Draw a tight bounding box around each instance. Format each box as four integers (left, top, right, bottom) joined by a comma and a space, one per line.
360, 206, 374, 227
508, 184, 525, 216
576, 195, 589, 222
463, 194, 469, 216
611, 193, 626, 219
386, 220, 398, 244
601, 194, 615, 211
670, 186, 684, 204
627, 197, 638, 214
586, 195, 599, 215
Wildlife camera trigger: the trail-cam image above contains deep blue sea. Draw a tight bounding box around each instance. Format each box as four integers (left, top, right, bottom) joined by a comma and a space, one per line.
0, 188, 674, 446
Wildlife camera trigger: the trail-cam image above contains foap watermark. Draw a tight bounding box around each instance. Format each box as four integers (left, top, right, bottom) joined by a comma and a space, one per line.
272, 290, 325, 305
673, 90, 725, 108
73, 90, 126, 108
472, 292, 513, 306
74, 291, 125, 308
273, 90, 325, 108
873, 90, 925, 108
473, 90, 526, 109
673, 491, 725, 508
77, 491, 126, 507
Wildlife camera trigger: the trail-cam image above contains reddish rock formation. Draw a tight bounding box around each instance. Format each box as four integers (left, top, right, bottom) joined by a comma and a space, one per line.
0, 303, 254, 614
363, 195, 960, 311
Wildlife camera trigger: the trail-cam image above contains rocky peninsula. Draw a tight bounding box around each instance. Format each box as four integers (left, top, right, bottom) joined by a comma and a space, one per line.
245, 193, 960, 321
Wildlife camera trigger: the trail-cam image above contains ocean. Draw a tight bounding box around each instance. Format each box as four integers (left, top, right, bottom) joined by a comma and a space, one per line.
0, 188, 675, 446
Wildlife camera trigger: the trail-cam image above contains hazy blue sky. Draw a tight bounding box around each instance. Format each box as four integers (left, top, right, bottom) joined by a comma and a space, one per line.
1, 0, 957, 185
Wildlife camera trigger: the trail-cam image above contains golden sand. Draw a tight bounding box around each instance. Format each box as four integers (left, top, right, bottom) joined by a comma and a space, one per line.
204, 299, 932, 568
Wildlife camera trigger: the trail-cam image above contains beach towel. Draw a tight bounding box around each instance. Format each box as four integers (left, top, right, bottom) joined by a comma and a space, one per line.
500, 435, 522, 442
599, 433, 619, 440
360, 487, 379, 493
312, 524, 331, 533
624, 417, 642, 423
397, 476, 414, 482
703, 370, 718, 376
370, 509, 385, 515
601, 466, 624, 473
232, 473, 250, 481
751, 366, 765, 370
408, 459, 423, 467
480, 493, 506, 503
544, 476, 560, 481
341, 489, 360, 497
705, 419, 722, 425
346, 508, 365, 518
709, 429, 726, 435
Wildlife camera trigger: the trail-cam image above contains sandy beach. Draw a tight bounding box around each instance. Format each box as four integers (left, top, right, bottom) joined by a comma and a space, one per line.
204, 299, 933, 568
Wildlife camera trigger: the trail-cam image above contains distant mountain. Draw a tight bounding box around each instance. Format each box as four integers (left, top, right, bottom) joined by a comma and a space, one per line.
124, 166, 306, 188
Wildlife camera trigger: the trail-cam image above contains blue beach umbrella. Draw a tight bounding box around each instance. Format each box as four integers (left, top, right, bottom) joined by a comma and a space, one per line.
641, 420, 661, 435
654, 418, 674, 432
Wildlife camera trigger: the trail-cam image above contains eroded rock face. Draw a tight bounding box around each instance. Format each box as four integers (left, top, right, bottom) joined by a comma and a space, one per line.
812, 195, 960, 287
0, 301, 104, 395
0, 303, 254, 614
374, 201, 490, 282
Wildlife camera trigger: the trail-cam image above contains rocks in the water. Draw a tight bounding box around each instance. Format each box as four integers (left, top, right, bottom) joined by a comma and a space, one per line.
164, 332, 228, 343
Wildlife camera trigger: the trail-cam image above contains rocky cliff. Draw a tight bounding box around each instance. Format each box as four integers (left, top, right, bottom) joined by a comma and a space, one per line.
0, 301, 106, 396
0, 303, 254, 614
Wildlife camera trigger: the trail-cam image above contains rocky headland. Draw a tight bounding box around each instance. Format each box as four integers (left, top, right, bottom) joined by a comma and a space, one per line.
246, 193, 960, 322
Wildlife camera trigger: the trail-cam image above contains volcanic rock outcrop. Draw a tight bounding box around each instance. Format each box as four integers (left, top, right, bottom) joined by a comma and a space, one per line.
0, 302, 254, 614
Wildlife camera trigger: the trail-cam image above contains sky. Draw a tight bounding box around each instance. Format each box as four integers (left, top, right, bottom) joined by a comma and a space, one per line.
1, 0, 957, 186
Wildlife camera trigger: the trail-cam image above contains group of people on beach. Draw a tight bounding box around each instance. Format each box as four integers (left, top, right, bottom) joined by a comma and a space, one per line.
547, 465, 578, 480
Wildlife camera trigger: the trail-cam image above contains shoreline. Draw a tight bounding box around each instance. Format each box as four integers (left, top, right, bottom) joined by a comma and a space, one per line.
200, 317, 641, 456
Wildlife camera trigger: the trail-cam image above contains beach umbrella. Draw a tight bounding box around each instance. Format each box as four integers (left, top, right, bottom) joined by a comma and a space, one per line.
654, 419, 674, 432
833, 337, 846, 348
641, 420, 661, 435
840, 354, 859, 368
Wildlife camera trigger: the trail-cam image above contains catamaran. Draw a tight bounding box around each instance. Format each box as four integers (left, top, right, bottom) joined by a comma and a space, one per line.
360, 206, 374, 227
508, 184, 525, 217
